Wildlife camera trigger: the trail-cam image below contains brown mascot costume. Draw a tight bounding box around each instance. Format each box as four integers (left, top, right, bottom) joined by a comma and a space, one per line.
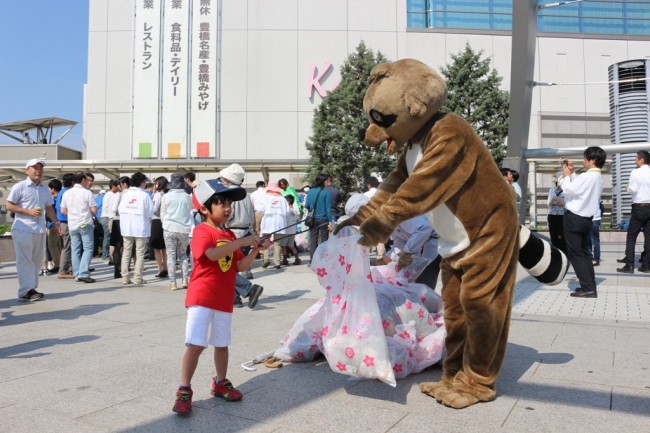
334, 59, 567, 409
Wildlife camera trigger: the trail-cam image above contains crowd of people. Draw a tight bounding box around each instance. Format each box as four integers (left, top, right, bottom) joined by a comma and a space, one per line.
6, 152, 650, 414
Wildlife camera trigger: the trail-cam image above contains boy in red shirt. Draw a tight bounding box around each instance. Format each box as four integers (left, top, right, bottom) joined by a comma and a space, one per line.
173, 179, 270, 414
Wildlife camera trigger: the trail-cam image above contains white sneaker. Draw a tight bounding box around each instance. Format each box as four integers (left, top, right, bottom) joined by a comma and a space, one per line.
181, 278, 189, 289
169, 281, 178, 291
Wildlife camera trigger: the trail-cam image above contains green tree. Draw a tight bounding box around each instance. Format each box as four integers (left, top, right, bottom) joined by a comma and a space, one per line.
440, 43, 510, 165
305, 42, 396, 199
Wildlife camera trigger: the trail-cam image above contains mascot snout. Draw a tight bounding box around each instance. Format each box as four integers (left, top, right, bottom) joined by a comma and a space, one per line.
359, 124, 394, 154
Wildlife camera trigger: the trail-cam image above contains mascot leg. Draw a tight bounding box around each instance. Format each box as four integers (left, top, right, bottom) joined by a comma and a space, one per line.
423, 230, 519, 409
419, 261, 460, 396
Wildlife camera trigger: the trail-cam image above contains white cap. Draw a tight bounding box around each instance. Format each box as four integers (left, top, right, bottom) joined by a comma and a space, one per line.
219, 163, 246, 185
25, 158, 46, 168
99, 189, 106, 194
345, 193, 370, 217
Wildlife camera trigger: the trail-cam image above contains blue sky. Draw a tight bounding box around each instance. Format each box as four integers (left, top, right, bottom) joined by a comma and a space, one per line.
0, 0, 89, 151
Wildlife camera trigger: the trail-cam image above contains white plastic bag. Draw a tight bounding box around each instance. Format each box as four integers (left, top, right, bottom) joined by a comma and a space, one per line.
312, 235, 396, 387
274, 298, 326, 362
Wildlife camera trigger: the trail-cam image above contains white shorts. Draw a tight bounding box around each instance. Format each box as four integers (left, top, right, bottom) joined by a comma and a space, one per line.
185, 305, 232, 348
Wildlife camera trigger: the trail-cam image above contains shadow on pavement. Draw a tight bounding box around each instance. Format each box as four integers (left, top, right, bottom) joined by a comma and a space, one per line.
0, 335, 100, 359
0, 303, 128, 327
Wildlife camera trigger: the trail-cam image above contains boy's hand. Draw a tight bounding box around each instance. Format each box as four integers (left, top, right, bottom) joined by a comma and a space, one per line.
239, 235, 261, 249
257, 238, 271, 251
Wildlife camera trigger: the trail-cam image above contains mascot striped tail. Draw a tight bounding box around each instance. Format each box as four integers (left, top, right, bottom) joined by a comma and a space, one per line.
518, 225, 569, 285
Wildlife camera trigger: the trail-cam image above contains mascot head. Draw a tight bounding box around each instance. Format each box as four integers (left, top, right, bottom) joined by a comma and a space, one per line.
360, 59, 447, 155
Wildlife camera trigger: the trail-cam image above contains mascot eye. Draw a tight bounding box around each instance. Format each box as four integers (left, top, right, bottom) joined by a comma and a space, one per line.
369, 109, 398, 128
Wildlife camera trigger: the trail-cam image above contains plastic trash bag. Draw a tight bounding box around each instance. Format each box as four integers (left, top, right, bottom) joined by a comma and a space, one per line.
273, 233, 446, 386
274, 298, 326, 362
312, 235, 396, 386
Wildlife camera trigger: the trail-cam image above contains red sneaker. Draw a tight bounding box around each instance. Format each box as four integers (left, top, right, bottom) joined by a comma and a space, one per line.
293, 258, 302, 265
210, 378, 243, 401
173, 387, 193, 414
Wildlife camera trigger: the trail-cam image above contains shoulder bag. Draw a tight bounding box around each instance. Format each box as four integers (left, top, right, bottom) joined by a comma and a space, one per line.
304, 188, 323, 228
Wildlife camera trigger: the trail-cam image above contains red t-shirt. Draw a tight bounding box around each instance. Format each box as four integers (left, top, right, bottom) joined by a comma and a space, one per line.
185, 223, 244, 313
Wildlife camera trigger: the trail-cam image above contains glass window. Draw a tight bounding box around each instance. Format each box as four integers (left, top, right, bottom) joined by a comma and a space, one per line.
406, 0, 650, 35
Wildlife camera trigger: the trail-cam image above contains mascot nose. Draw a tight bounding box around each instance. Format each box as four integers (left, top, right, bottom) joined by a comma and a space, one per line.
358, 127, 367, 142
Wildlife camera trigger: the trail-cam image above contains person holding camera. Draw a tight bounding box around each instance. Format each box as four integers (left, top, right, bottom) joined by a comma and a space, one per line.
560, 147, 606, 299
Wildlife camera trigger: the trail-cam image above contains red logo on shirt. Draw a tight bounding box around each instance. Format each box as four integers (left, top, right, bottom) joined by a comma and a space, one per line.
128, 198, 137, 204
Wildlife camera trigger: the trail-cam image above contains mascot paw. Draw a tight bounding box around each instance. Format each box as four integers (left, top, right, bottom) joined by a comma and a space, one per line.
439, 389, 481, 409
419, 381, 451, 396
397, 251, 413, 269
358, 217, 392, 247
332, 217, 358, 236
358, 235, 379, 247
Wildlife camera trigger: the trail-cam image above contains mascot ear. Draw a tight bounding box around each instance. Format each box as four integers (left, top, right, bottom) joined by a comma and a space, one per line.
368, 63, 393, 85
404, 93, 427, 117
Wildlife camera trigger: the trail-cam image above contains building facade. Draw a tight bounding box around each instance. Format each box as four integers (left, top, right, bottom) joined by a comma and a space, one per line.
85, 0, 650, 209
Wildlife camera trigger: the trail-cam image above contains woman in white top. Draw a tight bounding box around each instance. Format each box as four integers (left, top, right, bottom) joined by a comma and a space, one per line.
259, 180, 291, 269
161, 173, 193, 290
150, 177, 169, 278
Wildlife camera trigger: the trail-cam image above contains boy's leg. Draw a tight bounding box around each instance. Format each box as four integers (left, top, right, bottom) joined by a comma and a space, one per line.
214, 347, 229, 382
207, 311, 241, 400
180, 344, 205, 386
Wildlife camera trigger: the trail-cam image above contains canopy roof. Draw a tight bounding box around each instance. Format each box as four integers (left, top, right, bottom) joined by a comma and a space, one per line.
0, 117, 77, 133
0, 117, 78, 145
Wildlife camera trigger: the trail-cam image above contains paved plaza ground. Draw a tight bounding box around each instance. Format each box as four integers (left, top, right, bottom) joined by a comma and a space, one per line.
0, 240, 649, 432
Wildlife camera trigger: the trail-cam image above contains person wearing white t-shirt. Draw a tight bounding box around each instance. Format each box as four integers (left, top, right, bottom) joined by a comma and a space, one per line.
119, 172, 154, 285
60, 172, 98, 283
249, 181, 266, 235
259, 181, 290, 269
618, 150, 650, 274
561, 147, 605, 299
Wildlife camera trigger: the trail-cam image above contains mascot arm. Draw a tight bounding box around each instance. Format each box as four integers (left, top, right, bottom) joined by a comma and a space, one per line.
332, 160, 408, 235
357, 128, 478, 247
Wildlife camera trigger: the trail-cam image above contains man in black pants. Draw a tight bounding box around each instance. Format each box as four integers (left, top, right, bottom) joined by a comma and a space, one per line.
561, 147, 605, 299
617, 150, 650, 274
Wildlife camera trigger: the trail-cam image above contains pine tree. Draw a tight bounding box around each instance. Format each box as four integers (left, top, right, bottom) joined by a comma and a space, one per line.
440, 43, 510, 165
305, 42, 395, 199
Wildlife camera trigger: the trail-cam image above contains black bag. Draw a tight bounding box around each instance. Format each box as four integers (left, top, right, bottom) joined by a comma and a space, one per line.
304, 188, 323, 228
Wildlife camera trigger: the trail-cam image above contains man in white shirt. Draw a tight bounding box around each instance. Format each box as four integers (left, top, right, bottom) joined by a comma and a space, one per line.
60, 171, 98, 283
100, 180, 118, 259
119, 172, 154, 285
364, 176, 379, 198
7, 159, 62, 301
618, 150, 650, 274
561, 147, 606, 298
249, 180, 267, 235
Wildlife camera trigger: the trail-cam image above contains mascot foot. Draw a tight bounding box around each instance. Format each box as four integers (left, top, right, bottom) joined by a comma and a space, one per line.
419, 380, 451, 396
438, 388, 481, 409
